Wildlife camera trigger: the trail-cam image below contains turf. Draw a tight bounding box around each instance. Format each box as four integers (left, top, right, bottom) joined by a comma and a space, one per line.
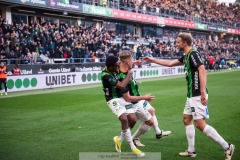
0, 69, 239, 160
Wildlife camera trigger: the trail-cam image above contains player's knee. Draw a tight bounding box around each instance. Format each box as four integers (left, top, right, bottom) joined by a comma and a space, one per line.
129, 121, 136, 129
195, 123, 202, 131
128, 113, 136, 122
119, 114, 128, 124
148, 108, 155, 116
127, 114, 136, 128
195, 123, 205, 131
183, 115, 192, 125
194, 119, 206, 131
145, 118, 154, 126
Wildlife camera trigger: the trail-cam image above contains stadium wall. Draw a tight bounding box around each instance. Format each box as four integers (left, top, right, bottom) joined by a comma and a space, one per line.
6, 66, 185, 92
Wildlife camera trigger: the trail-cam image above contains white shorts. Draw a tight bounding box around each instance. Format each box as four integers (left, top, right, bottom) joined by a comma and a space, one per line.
183, 95, 209, 120
145, 100, 154, 111
133, 100, 152, 122
107, 98, 133, 118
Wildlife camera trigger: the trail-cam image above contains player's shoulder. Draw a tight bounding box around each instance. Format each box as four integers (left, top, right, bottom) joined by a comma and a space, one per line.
101, 70, 112, 80
119, 71, 127, 76
189, 49, 203, 65
190, 49, 202, 58
191, 49, 200, 55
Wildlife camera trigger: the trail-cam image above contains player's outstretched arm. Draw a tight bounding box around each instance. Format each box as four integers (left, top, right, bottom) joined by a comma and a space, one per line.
133, 60, 142, 66
123, 92, 155, 102
116, 69, 133, 88
143, 57, 181, 67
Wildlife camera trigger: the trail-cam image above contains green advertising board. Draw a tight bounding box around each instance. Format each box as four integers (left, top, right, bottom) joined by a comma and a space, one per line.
195, 23, 208, 30
82, 4, 112, 17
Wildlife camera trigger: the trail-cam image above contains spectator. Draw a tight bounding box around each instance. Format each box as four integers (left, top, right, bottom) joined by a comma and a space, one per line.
12, 63, 21, 76
0, 61, 8, 95
208, 56, 215, 72
42, 53, 50, 64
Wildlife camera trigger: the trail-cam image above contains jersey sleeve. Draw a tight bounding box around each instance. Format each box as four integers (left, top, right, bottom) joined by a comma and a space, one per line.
119, 72, 130, 94
118, 72, 127, 80
102, 75, 118, 87
120, 87, 129, 94
190, 51, 203, 68
178, 55, 184, 64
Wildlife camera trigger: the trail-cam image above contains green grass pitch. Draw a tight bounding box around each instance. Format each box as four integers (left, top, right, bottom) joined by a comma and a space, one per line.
0, 69, 239, 160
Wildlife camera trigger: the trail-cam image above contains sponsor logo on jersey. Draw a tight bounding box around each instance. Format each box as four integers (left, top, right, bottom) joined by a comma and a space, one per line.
191, 54, 197, 66
194, 71, 199, 90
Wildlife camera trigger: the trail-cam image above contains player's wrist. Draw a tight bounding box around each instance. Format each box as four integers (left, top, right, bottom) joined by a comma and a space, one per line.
200, 91, 205, 94
149, 58, 155, 62
200, 91, 205, 95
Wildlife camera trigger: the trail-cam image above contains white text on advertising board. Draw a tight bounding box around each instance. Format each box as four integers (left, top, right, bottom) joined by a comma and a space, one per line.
46, 74, 76, 86
48, 68, 71, 73
162, 68, 175, 75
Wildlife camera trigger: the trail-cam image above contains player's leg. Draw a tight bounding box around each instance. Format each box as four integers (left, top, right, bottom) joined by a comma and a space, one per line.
119, 113, 145, 157
107, 98, 131, 152
148, 105, 171, 139
195, 118, 228, 148
111, 98, 144, 157
192, 95, 234, 159
125, 105, 140, 146
118, 113, 136, 149
132, 117, 154, 146
0, 79, 2, 95
132, 100, 153, 146
179, 98, 196, 157
3, 78, 7, 95
179, 114, 196, 157
148, 107, 161, 135
127, 113, 137, 129
194, 119, 235, 159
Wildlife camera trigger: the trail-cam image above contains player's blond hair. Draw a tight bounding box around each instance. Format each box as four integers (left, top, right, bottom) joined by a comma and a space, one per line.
118, 50, 132, 62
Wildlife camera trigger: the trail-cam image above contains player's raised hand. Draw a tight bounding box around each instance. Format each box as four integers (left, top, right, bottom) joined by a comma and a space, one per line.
142, 57, 154, 63
144, 93, 155, 101
133, 60, 142, 66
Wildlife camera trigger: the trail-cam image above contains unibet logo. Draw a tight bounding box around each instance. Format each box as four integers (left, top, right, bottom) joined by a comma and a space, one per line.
178, 67, 184, 73
82, 73, 101, 82
140, 69, 158, 77
7, 78, 37, 89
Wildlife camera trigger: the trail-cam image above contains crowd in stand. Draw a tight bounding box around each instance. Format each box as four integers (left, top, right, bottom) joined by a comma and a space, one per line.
116, 0, 240, 28
0, 14, 239, 65
80, 0, 240, 28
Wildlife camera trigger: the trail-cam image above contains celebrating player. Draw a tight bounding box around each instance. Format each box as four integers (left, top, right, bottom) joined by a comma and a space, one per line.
143, 33, 235, 160
118, 51, 171, 146
101, 56, 154, 157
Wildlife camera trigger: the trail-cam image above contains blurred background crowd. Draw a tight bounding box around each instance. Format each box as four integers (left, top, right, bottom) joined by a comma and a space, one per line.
0, 0, 239, 67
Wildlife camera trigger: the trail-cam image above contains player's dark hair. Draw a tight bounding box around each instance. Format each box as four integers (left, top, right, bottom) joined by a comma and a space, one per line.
105, 56, 119, 67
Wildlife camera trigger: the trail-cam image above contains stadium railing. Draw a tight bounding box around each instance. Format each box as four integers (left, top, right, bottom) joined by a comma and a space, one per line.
0, 58, 107, 65
1, 56, 239, 65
